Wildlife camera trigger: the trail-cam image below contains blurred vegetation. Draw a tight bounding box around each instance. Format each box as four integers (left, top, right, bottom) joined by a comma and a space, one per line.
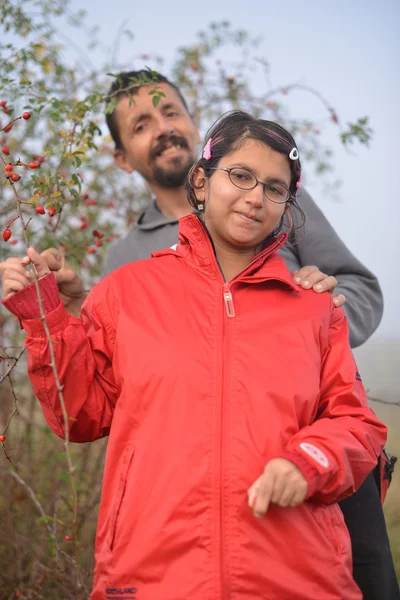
0, 0, 395, 598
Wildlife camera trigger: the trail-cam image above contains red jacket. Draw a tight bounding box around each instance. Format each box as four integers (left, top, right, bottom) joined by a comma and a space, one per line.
3, 215, 386, 600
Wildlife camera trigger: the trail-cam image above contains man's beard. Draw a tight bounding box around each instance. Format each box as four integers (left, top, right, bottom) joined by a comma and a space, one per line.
149, 134, 195, 188
152, 155, 194, 188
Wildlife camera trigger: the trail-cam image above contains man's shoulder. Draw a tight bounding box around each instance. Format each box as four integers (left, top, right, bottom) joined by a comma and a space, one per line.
103, 220, 179, 276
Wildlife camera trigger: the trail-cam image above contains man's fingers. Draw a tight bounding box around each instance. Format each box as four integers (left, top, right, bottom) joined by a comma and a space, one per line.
27, 248, 50, 278
293, 265, 320, 286
40, 247, 63, 271
313, 275, 338, 294
333, 293, 346, 308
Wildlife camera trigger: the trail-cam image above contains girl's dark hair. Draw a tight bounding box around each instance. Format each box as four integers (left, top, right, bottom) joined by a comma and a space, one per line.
186, 110, 305, 238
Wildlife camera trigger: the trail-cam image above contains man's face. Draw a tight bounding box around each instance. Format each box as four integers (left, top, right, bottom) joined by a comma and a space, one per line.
113, 83, 200, 188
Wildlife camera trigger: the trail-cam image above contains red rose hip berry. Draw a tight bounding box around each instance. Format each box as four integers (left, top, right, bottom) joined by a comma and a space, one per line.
1, 145, 9, 155
36, 205, 45, 214
2, 229, 12, 242
22, 111, 31, 120
10, 173, 21, 182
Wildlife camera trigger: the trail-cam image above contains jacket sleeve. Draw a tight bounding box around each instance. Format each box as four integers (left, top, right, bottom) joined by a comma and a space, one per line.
2, 273, 118, 443
286, 189, 384, 348
279, 306, 387, 504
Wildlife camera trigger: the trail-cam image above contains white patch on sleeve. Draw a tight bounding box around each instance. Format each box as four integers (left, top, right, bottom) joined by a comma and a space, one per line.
299, 442, 329, 468
169, 244, 178, 251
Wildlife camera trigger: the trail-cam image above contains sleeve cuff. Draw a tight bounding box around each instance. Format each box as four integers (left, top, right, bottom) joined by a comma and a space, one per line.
2, 273, 61, 321
277, 450, 321, 499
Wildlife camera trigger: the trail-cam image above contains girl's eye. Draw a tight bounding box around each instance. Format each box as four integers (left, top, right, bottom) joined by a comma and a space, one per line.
232, 169, 252, 181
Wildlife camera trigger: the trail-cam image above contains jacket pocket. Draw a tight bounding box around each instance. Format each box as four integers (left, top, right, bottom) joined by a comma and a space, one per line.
310, 503, 349, 556
107, 444, 136, 551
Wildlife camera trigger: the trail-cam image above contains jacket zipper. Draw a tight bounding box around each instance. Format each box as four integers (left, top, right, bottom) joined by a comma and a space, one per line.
223, 284, 235, 318
222, 235, 285, 317
220, 287, 229, 599
218, 233, 286, 594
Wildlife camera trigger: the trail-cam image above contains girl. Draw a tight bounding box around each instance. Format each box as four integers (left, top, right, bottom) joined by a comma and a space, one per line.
2, 111, 386, 600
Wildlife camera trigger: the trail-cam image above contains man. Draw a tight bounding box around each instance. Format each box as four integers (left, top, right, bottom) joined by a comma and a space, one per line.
4, 70, 398, 598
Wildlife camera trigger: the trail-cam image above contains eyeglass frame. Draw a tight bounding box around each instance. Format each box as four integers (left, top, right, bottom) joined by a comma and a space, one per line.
208, 167, 292, 204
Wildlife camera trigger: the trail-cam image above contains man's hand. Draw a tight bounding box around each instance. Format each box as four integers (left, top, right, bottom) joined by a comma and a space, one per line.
293, 265, 345, 308
40, 248, 87, 317
1, 248, 49, 300
247, 458, 308, 518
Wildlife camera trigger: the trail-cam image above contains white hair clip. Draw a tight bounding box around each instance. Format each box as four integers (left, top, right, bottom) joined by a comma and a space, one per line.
289, 147, 299, 160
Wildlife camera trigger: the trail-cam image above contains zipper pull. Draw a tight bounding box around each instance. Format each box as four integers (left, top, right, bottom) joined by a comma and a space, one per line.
223, 285, 235, 318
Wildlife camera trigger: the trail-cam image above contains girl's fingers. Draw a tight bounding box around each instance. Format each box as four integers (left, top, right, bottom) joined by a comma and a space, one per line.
247, 475, 262, 509
3, 268, 32, 287
3, 279, 27, 299
27, 247, 50, 278
253, 471, 275, 517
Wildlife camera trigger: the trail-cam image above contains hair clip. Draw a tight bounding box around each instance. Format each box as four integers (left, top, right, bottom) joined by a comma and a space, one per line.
289, 147, 299, 160
202, 138, 212, 160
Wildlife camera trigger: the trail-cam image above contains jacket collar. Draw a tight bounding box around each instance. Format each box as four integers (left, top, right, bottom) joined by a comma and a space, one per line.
153, 214, 300, 291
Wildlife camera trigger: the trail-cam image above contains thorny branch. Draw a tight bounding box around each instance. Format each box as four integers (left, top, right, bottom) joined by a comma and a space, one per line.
1, 170, 82, 587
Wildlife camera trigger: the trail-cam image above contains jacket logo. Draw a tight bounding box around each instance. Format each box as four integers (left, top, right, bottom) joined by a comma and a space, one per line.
106, 588, 137, 599
299, 442, 329, 468
355, 371, 362, 382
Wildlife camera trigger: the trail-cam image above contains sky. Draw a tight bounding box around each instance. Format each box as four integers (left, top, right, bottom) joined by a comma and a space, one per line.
57, 0, 400, 343
2, 0, 392, 349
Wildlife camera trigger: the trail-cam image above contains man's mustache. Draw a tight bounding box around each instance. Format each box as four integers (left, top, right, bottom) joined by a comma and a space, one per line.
150, 135, 189, 160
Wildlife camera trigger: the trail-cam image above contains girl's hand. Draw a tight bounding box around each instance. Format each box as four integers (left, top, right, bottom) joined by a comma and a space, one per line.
247, 458, 308, 518
1, 248, 50, 300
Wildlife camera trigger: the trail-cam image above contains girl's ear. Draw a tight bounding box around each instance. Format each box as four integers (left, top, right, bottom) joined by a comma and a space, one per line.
192, 167, 207, 201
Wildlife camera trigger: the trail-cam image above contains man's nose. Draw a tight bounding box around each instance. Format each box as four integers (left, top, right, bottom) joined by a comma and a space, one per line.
155, 115, 173, 138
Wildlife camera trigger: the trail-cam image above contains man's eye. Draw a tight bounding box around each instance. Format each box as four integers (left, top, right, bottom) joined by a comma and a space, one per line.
167, 111, 178, 117
135, 124, 145, 133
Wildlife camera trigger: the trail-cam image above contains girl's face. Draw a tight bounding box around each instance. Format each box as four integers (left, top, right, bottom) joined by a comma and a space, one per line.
198, 138, 292, 253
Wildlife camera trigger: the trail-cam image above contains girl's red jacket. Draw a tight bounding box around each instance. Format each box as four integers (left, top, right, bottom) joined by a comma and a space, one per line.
3, 215, 387, 600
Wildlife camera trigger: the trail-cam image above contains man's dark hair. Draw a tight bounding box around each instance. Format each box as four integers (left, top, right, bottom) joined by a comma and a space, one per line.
105, 69, 190, 150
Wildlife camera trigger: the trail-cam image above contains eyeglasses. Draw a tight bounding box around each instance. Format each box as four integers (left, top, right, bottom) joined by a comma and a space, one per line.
210, 167, 291, 204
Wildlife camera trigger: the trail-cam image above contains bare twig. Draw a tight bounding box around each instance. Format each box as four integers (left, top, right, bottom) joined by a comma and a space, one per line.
0, 466, 58, 550
367, 395, 400, 408
0, 347, 25, 384
1, 374, 20, 441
